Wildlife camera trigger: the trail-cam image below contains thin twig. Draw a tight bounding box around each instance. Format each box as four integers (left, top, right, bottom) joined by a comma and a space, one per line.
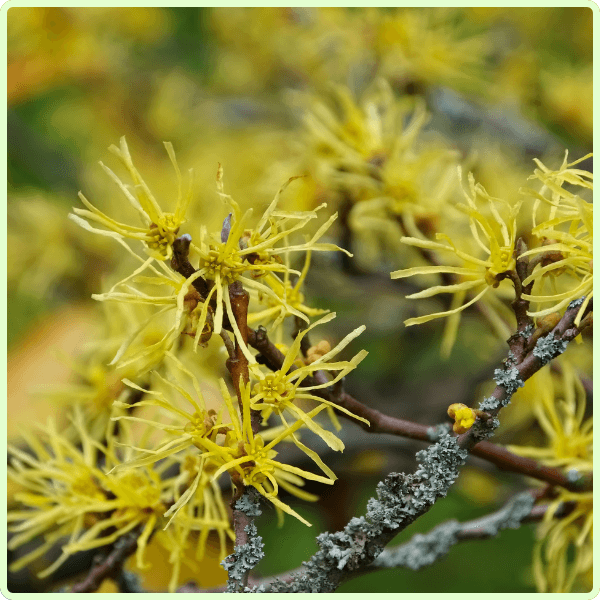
246, 322, 591, 493
220, 330, 236, 360
70, 527, 142, 593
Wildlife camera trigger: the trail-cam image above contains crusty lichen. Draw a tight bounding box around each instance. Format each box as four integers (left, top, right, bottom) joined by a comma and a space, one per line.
223, 490, 264, 593
372, 492, 534, 571
532, 333, 569, 366
493, 366, 525, 398
222, 523, 265, 593
268, 434, 468, 592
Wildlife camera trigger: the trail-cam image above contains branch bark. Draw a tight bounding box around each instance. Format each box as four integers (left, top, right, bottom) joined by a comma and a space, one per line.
69, 527, 142, 593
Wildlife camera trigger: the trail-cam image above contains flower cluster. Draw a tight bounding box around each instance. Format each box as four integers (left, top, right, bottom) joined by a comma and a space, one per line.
110, 317, 368, 527
391, 168, 520, 354
519, 151, 593, 327
8, 409, 232, 592
72, 143, 350, 374
71, 137, 193, 261
290, 80, 461, 258
508, 361, 592, 592
8, 138, 371, 591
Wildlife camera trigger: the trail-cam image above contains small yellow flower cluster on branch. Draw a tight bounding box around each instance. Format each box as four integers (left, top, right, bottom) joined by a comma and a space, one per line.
6, 6, 594, 594
9, 137, 372, 591
8, 118, 592, 593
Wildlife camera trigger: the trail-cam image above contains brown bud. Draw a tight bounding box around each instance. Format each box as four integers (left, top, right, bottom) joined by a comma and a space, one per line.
367, 151, 387, 169
306, 340, 332, 364
540, 238, 564, 267
183, 288, 202, 312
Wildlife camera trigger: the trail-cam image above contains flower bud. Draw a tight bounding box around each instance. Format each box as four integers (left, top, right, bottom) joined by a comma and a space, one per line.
447, 403, 477, 434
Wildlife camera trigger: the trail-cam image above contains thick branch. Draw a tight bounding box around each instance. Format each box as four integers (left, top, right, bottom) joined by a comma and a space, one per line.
179, 495, 575, 593
221, 490, 264, 593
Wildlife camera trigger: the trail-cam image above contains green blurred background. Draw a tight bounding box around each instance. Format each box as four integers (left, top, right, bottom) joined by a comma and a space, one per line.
7, 7, 592, 593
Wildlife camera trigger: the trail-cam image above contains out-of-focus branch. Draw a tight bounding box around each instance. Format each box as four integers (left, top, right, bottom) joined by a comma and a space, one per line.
69, 527, 142, 593
355, 492, 574, 577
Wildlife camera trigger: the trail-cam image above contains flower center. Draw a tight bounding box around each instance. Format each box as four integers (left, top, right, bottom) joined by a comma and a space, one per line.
70, 473, 105, 502
254, 374, 292, 406
184, 411, 214, 440
485, 246, 515, 287
116, 471, 162, 508
201, 245, 243, 285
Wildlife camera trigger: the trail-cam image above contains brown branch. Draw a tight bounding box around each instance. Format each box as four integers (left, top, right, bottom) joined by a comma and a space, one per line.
219, 330, 236, 359
292, 315, 312, 357
223, 281, 263, 592
321, 295, 591, 494
225, 281, 250, 396
245, 324, 591, 493
171, 234, 209, 297
70, 526, 142, 593
227, 500, 253, 592
471, 441, 592, 492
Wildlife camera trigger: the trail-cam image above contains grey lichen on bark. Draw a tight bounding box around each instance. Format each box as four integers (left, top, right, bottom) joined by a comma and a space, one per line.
268, 434, 469, 592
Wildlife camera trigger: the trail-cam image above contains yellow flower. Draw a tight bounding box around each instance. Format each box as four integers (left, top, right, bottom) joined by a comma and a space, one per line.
508, 362, 592, 592
70, 137, 193, 261
508, 363, 591, 471
187, 169, 348, 363
155, 451, 235, 591
532, 491, 592, 593
41, 351, 128, 441
447, 403, 476, 434
249, 313, 369, 452
111, 352, 323, 528
297, 80, 459, 233
524, 151, 592, 227
374, 8, 489, 91
247, 250, 328, 342
7, 409, 172, 579
211, 381, 337, 527
519, 152, 593, 326
110, 352, 236, 494
391, 170, 521, 327
90, 249, 213, 373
